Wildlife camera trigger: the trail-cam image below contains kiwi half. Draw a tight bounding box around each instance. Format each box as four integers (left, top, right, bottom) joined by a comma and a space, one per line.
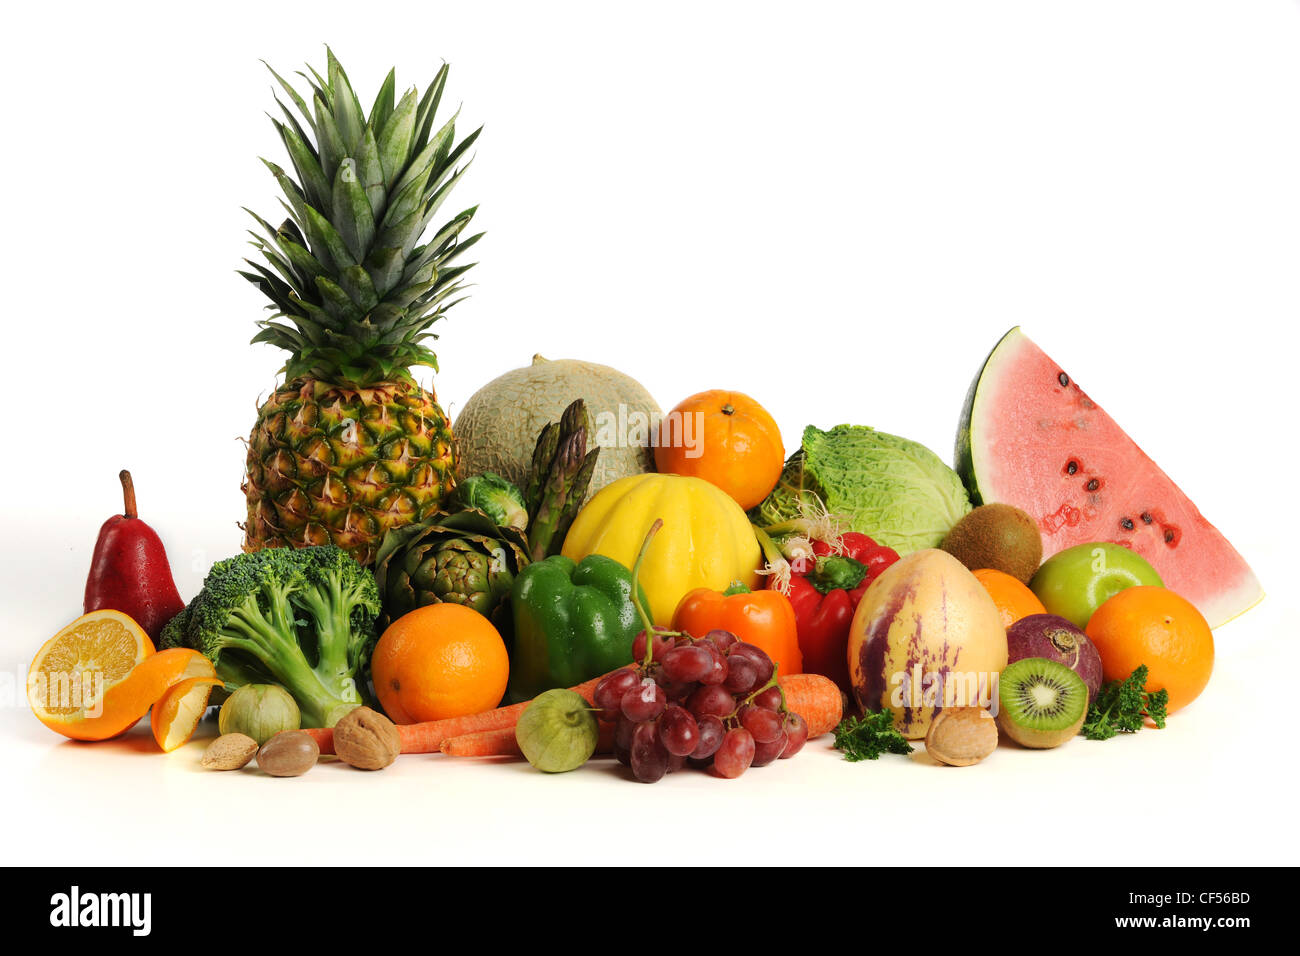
996, 657, 1087, 748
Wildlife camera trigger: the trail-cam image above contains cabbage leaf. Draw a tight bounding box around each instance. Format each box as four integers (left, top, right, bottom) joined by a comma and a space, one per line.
754, 424, 971, 555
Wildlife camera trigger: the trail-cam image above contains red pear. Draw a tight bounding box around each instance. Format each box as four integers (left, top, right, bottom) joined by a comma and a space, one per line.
84, 470, 186, 640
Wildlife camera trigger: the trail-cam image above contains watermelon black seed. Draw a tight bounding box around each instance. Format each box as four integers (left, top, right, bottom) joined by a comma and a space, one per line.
1058, 372, 1070, 386
1164, 528, 1180, 546
1141, 512, 1153, 524
1121, 517, 1135, 530
1066, 460, 1079, 475
1086, 478, 1100, 491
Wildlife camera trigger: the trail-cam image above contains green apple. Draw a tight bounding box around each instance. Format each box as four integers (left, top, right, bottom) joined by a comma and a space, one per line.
1029, 543, 1163, 629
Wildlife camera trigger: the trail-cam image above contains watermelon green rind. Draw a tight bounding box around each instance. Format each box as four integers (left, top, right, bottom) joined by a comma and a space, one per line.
955, 326, 1020, 507
956, 327, 1263, 629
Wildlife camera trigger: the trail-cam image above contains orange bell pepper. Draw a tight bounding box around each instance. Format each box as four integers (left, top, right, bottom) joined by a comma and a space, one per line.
671, 583, 803, 678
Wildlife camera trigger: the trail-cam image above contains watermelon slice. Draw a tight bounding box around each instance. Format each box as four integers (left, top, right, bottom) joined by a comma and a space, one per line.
956, 327, 1262, 629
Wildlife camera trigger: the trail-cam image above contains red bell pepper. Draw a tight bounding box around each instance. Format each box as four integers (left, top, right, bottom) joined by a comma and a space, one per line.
781, 532, 899, 692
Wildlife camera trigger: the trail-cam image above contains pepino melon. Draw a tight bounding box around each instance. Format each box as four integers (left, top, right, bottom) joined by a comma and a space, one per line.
956, 328, 1261, 629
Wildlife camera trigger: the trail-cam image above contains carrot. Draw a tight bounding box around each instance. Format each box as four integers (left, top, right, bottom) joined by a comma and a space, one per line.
301, 726, 334, 752
777, 673, 843, 738
306, 671, 840, 757
438, 677, 838, 759
301, 724, 433, 755
440, 727, 522, 757
442, 719, 618, 759
302, 672, 608, 756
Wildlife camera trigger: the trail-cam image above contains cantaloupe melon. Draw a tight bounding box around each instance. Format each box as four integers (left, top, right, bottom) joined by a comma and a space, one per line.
453, 356, 660, 498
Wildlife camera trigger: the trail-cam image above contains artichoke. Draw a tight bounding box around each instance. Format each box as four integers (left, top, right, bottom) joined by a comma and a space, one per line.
374, 509, 530, 629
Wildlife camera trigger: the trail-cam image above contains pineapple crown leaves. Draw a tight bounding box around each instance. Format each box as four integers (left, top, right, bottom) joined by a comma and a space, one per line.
242, 48, 482, 388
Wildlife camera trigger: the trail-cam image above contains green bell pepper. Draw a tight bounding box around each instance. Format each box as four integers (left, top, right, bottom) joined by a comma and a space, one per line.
508, 553, 647, 703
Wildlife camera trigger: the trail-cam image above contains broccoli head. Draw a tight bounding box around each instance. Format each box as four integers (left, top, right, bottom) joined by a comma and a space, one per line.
161, 545, 381, 727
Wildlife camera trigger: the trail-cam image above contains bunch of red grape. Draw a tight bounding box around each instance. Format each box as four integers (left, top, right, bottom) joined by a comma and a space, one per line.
593, 627, 809, 783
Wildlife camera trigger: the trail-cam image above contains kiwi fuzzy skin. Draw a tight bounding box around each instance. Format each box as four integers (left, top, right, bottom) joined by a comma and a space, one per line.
996, 709, 1085, 749
941, 503, 1043, 583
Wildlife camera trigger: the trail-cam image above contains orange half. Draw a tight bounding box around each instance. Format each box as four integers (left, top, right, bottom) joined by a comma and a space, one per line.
29, 610, 154, 724
30, 611, 214, 741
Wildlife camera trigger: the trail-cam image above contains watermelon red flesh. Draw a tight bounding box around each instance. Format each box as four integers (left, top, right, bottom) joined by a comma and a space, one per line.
956, 327, 1262, 629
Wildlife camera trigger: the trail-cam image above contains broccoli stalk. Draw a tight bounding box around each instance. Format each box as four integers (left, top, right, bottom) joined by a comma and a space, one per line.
162, 546, 380, 728
292, 550, 377, 709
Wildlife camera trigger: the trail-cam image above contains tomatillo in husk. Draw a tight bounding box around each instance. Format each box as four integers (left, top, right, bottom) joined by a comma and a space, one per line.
515, 689, 600, 772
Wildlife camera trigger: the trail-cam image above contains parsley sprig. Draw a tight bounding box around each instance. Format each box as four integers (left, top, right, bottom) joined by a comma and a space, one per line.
1081, 664, 1170, 740
833, 711, 914, 761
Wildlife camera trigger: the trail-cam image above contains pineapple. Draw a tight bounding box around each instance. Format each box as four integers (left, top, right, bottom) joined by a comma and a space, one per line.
239, 50, 481, 565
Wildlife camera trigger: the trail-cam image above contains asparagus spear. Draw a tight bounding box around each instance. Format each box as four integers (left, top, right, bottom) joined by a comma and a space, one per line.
526, 399, 600, 561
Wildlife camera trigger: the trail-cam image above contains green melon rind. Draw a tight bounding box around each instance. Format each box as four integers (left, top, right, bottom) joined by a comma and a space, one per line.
453, 356, 660, 503
954, 326, 1022, 507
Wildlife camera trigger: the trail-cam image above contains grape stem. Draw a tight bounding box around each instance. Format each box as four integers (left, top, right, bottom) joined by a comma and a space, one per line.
722, 666, 788, 725
744, 665, 783, 706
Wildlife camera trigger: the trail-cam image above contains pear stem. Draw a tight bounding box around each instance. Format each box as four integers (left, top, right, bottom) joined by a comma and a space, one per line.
119, 470, 137, 519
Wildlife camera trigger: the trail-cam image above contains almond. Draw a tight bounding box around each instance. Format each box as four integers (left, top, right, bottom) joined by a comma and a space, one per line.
200, 733, 259, 771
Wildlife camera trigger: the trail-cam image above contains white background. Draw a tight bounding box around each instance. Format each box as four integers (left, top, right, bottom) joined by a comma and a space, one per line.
2, 0, 1297, 866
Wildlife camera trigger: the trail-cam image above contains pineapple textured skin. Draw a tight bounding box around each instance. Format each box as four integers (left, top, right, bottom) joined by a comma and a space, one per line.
242, 379, 456, 566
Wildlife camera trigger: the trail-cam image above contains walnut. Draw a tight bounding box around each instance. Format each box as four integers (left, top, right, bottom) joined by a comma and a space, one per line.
332, 706, 401, 770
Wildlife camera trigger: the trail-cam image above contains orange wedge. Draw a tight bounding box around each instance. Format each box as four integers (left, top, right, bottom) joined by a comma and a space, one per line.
152, 676, 223, 751
30, 610, 215, 741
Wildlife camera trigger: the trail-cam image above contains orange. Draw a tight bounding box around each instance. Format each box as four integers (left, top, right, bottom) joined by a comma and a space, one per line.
654, 390, 785, 510
151, 676, 223, 752
972, 568, 1047, 628
371, 604, 510, 724
29, 610, 215, 742
1085, 586, 1214, 713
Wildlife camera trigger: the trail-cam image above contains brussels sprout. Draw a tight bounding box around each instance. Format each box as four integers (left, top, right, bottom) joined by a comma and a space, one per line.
218, 684, 301, 745
453, 473, 528, 531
